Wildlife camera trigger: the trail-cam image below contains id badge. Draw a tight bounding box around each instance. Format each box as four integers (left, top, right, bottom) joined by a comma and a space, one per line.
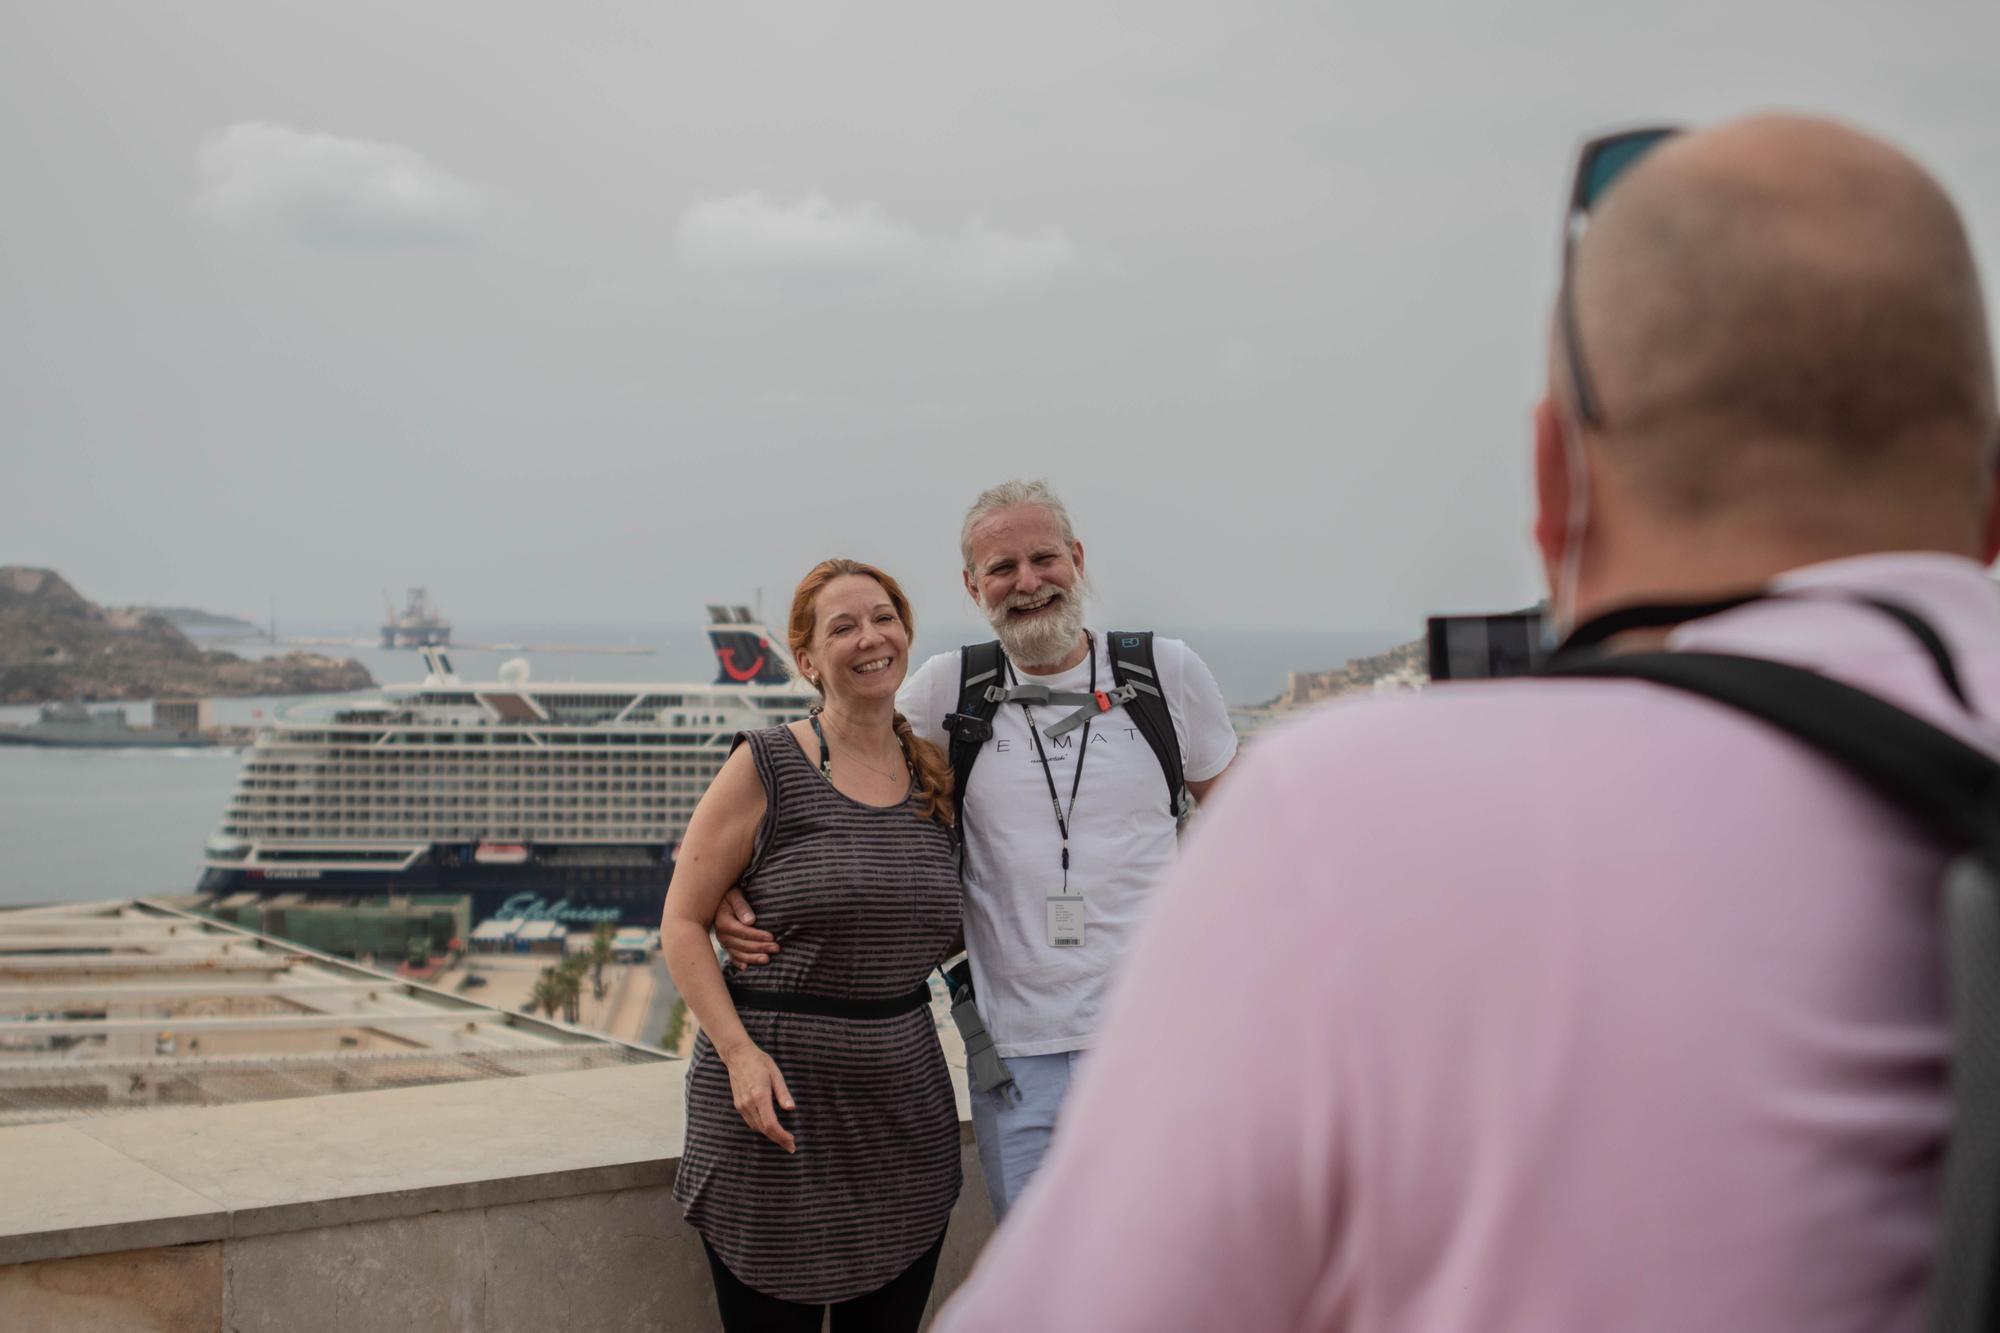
1046, 894, 1085, 948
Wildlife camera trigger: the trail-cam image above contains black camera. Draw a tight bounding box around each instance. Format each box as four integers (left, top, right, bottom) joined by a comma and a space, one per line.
1425, 611, 1547, 680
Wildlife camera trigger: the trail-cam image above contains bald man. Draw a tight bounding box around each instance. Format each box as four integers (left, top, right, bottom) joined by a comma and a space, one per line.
937, 117, 2000, 1331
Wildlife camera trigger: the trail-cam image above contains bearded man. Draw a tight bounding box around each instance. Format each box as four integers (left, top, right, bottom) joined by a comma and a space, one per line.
720, 478, 1236, 1217
914, 478, 1236, 1217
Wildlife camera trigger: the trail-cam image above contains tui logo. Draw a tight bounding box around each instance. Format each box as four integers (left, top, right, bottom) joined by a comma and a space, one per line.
711, 630, 789, 685
716, 641, 768, 682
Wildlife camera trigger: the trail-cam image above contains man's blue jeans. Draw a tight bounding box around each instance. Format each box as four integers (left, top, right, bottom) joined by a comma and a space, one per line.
968, 1050, 1087, 1220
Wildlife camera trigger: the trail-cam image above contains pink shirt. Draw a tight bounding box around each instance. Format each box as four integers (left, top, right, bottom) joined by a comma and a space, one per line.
938, 554, 2000, 1332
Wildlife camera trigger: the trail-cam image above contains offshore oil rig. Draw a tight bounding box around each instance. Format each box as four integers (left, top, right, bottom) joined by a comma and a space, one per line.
380, 587, 452, 649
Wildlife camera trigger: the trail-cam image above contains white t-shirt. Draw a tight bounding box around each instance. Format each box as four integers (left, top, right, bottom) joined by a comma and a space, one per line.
898, 632, 1237, 1057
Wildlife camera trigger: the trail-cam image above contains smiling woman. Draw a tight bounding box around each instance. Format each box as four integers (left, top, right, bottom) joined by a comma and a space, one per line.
658, 558, 962, 1332
785, 560, 957, 821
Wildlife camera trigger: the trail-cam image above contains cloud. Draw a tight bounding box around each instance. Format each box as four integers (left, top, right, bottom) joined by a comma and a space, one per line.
192, 123, 480, 248
949, 221, 1080, 295
676, 192, 1079, 298
677, 193, 917, 278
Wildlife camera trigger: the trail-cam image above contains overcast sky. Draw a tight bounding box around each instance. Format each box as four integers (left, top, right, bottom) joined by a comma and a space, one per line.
5, 1, 1998, 638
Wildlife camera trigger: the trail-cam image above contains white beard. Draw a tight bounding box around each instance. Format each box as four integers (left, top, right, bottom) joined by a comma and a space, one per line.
982, 581, 1088, 668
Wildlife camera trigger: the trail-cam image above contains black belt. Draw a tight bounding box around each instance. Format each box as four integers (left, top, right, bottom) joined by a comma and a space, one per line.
727, 981, 932, 1020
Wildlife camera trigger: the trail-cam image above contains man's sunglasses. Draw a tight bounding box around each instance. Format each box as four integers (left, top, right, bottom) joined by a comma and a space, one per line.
1558, 126, 1682, 427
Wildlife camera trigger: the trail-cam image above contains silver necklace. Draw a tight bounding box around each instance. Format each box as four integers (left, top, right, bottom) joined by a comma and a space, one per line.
812, 713, 910, 782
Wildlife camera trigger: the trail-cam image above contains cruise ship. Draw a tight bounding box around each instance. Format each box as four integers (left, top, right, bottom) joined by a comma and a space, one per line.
197, 607, 814, 926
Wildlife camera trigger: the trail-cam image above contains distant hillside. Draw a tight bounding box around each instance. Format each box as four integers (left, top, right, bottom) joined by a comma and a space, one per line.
1276, 636, 1427, 708
138, 605, 260, 632
0, 568, 373, 704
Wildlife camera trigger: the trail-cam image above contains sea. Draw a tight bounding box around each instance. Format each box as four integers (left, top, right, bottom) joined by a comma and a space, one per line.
0, 617, 1402, 910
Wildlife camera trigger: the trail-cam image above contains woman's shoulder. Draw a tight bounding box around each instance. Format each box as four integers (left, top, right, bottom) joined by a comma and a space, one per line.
734, 722, 818, 787
737, 721, 809, 750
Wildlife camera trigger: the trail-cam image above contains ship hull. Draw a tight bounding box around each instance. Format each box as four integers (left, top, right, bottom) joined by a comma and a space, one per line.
198, 860, 672, 928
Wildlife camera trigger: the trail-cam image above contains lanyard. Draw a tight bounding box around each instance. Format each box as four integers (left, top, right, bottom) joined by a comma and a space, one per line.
1009, 632, 1095, 893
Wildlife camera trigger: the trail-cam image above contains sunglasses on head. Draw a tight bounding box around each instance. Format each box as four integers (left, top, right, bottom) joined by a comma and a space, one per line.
1558, 126, 1683, 427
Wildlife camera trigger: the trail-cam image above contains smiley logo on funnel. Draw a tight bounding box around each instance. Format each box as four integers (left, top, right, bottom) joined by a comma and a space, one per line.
710, 630, 788, 685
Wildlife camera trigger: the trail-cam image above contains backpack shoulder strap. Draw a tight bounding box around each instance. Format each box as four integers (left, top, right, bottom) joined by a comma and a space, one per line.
1939, 854, 2000, 1333
1107, 631, 1187, 819
943, 641, 1006, 824
1546, 650, 2000, 1332
1544, 651, 2000, 850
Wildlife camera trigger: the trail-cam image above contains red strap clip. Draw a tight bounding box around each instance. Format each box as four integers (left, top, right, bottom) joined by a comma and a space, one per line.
1095, 690, 1113, 712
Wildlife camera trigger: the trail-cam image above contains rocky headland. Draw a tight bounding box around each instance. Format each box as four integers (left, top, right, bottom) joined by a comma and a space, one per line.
0, 567, 374, 704
1278, 637, 1427, 707
141, 605, 261, 633
1228, 637, 1427, 743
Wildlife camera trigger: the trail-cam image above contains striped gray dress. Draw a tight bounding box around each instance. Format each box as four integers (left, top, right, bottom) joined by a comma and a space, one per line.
674, 724, 963, 1304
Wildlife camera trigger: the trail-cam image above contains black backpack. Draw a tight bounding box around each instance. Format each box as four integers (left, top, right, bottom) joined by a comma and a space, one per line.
1544, 644, 2000, 1332
940, 631, 1187, 827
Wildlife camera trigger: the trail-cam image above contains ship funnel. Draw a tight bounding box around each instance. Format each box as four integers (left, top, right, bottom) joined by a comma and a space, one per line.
705, 604, 796, 686
419, 646, 460, 686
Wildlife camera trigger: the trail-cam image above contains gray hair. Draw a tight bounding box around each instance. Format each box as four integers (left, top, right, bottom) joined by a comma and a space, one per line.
959, 479, 1078, 572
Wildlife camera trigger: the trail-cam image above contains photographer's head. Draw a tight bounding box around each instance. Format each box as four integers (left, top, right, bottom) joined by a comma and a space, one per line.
1535, 114, 2000, 632
961, 479, 1092, 671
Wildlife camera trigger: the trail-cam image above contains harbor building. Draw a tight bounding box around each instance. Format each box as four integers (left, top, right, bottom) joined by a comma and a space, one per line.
152, 698, 214, 735
202, 891, 470, 966
0, 898, 654, 1127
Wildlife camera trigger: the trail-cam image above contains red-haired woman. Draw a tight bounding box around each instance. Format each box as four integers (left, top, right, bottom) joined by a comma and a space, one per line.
664, 559, 961, 1332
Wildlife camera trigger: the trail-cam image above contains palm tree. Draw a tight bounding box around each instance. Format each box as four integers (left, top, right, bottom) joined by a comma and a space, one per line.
556, 954, 587, 1024
528, 967, 562, 1021
588, 921, 615, 1000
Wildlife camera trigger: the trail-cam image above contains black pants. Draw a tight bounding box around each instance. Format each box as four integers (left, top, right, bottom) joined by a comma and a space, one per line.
702, 1231, 947, 1333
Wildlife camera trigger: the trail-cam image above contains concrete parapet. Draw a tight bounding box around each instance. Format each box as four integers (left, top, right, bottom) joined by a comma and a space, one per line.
1, 1243, 222, 1333
0, 1061, 996, 1330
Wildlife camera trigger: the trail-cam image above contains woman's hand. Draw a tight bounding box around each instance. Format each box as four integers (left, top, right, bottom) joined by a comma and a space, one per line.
722, 1042, 797, 1153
